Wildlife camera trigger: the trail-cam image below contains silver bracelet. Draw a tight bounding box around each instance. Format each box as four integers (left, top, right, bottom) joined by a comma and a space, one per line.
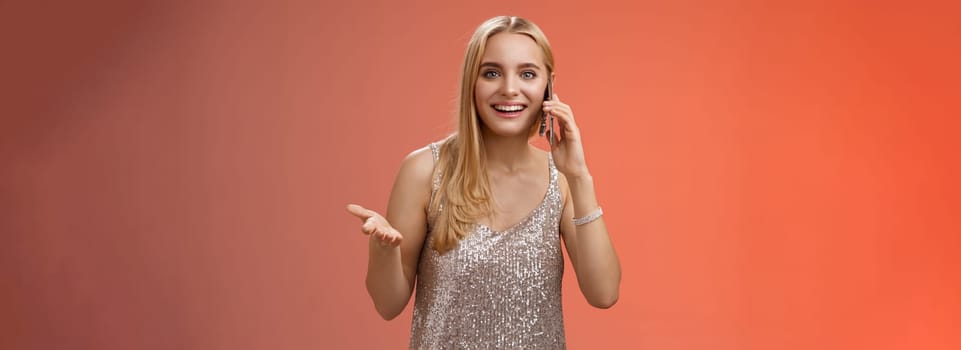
572, 207, 603, 226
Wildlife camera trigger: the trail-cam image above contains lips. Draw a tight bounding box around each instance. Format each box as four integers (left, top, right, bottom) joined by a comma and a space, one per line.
490, 103, 528, 118
492, 104, 527, 112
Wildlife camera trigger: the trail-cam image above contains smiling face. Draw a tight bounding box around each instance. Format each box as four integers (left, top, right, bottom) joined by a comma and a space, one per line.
474, 32, 551, 139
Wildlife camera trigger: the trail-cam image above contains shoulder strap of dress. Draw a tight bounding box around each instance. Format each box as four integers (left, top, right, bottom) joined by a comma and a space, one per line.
547, 153, 563, 213
548, 152, 558, 186
429, 142, 440, 163
427, 142, 442, 214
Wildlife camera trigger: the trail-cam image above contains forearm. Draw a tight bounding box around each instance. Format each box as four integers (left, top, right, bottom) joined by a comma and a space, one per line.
568, 174, 621, 307
365, 239, 413, 320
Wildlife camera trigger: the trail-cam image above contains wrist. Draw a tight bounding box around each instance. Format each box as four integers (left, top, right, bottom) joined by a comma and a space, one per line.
565, 170, 592, 182
368, 237, 399, 253
572, 206, 603, 226
566, 173, 594, 187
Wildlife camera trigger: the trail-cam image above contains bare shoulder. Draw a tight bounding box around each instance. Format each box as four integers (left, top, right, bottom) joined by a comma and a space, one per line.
386, 145, 438, 234
392, 147, 434, 208
397, 145, 436, 182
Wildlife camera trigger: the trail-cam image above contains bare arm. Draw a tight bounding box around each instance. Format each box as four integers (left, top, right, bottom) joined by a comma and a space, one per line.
347, 147, 434, 320
559, 173, 621, 308
543, 93, 621, 308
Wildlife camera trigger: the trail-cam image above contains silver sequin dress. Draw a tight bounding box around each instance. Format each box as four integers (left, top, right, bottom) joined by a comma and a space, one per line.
409, 142, 566, 349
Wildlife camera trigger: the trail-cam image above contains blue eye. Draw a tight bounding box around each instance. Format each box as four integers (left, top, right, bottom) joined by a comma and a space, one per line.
482, 70, 500, 78
521, 71, 536, 79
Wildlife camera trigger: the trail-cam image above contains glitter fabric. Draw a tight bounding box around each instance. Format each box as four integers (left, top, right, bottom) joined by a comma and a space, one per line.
410, 142, 565, 349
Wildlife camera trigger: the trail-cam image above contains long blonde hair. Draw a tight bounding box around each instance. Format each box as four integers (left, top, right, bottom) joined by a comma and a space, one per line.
430, 16, 555, 253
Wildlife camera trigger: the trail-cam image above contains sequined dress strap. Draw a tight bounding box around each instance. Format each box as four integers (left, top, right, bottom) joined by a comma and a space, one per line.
428, 142, 440, 189
426, 142, 442, 223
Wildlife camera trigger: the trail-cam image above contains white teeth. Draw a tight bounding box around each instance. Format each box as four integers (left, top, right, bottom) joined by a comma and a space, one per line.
493, 104, 525, 112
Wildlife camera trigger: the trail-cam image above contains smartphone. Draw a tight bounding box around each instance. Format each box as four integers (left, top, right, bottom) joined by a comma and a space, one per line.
542, 78, 554, 146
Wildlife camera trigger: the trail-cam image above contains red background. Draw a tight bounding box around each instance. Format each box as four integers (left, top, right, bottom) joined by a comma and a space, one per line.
2, 1, 959, 349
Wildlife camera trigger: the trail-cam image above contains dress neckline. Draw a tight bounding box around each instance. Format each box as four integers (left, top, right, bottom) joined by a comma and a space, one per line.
476, 153, 556, 234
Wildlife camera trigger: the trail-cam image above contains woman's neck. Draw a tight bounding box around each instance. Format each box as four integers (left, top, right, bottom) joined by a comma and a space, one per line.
481, 130, 535, 173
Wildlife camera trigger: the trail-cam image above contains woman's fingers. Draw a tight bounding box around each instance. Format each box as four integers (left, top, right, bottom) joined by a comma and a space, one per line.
543, 98, 578, 144
346, 204, 373, 220
373, 227, 403, 247
349, 203, 381, 233
389, 228, 403, 246
543, 96, 574, 125
379, 227, 403, 245
347, 203, 403, 246
362, 217, 379, 234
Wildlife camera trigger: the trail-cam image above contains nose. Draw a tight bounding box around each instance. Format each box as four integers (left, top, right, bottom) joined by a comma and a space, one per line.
500, 75, 520, 96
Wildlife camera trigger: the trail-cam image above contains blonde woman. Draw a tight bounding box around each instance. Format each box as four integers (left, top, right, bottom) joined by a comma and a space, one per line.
347, 16, 621, 349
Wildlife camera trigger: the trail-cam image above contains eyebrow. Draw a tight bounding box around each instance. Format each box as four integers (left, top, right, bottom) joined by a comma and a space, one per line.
479, 62, 543, 70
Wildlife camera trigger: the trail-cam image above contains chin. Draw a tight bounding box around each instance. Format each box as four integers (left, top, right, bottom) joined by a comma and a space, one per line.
480, 114, 537, 135
481, 119, 537, 138
483, 126, 528, 139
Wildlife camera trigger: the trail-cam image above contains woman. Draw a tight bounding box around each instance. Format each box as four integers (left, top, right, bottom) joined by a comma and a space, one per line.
347, 16, 621, 349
